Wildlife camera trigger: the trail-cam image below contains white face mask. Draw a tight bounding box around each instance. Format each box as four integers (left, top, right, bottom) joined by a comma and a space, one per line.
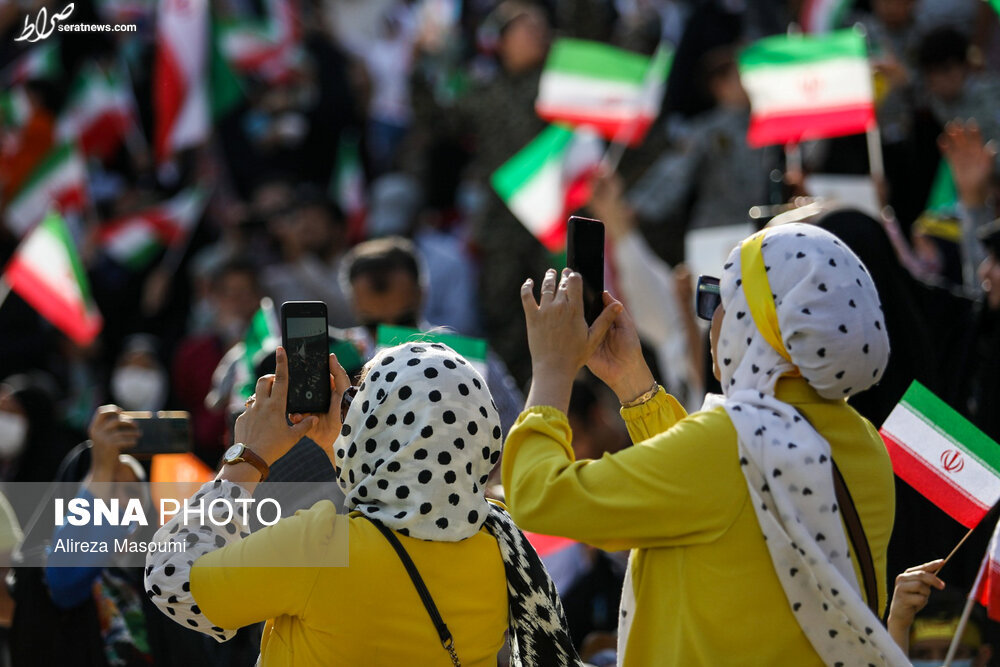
112, 367, 167, 412
0, 411, 27, 459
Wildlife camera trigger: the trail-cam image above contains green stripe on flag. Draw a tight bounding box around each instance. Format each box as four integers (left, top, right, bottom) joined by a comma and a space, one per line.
739, 28, 867, 69
376, 325, 488, 362
925, 161, 957, 211
544, 39, 651, 83
491, 125, 573, 201
989, 0, 1000, 18
901, 381, 1000, 474
13, 143, 74, 202
42, 210, 94, 306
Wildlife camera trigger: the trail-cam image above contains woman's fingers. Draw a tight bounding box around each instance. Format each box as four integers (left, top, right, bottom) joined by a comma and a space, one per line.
539, 268, 558, 305
521, 279, 538, 317
330, 353, 351, 397
255, 373, 276, 401
271, 347, 289, 403
587, 297, 623, 350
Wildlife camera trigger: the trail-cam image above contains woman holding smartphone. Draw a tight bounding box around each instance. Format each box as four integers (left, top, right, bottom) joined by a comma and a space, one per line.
504, 223, 909, 665
144, 344, 581, 666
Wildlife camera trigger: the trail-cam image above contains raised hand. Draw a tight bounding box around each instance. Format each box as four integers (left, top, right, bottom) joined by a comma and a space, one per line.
586, 292, 656, 404
886, 559, 946, 653
938, 120, 997, 208
87, 405, 141, 483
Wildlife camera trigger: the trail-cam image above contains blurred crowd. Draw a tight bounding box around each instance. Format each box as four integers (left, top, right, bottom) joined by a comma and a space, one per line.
0, 0, 999, 664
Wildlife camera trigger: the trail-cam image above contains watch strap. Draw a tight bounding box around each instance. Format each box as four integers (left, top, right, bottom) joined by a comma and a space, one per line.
230, 444, 269, 482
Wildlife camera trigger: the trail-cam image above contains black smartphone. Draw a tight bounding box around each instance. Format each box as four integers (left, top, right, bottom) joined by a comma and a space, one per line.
566, 216, 605, 325
121, 411, 192, 455
280, 301, 331, 413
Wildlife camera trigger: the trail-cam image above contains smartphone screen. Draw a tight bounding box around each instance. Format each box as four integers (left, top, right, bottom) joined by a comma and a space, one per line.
281, 302, 331, 414
567, 216, 605, 325
122, 411, 192, 455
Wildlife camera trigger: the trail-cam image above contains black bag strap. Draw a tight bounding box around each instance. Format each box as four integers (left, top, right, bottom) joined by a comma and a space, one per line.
362, 516, 461, 666
830, 460, 880, 617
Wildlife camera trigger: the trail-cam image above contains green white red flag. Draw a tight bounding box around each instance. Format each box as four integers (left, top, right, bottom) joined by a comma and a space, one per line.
4, 42, 60, 86
332, 131, 367, 242
96, 188, 208, 270
491, 125, 603, 252
880, 381, 1000, 529
536, 39, 672, 146
57, 64, 136, 160
218, 0, 301, 84
376, 325, 488, 380
154, 0, 209, 163
799, 0, 854, 33
4, 143, 88, 237
739, 29, 874, 147
977, 511, 1000, 620
2, 210, 102, 345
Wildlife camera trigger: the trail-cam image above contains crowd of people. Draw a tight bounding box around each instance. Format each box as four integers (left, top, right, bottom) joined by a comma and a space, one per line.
0, 0, 999, 664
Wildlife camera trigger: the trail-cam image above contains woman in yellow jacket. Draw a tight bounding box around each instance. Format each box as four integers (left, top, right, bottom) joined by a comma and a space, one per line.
143, 343, 582, 666
504, 223, 911, 665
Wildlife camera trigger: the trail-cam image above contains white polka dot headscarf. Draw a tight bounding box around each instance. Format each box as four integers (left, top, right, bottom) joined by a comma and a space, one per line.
333, 342, 502, 541
716, 223, 907, 666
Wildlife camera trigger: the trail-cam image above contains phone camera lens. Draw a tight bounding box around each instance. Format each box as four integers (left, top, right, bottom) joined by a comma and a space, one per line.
305, 391, 313, 399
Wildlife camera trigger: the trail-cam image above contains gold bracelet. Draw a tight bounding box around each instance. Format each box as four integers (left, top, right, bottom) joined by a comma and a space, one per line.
621, 381, 660, 408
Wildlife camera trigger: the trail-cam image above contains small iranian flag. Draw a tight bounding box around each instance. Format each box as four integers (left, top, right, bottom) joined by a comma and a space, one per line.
57, 65, 136, 160
2, 210, 102, 345
4, 143, 88, 237
977, 513, 1000, 620
491, 125, 603, 252
739, 29, 874, 148
96, 188, 208, 270
219, 0, 301, 83
799, 0, 854, 33
0, 87, 31, 129
536, 39, 672, 146
332, 131, 366, 242
154, 0, 209, 163
880, 381, 1000, 529
239, 298, 281, 399
4, 42, 60, 85
376, 325, 489, 380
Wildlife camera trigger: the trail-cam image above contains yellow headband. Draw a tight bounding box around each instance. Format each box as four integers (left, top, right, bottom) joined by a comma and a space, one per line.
739, 230, 800, 376
910, 616, 981, 648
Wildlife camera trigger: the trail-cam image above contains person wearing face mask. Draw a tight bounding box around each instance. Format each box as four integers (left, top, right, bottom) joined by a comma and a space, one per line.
110, 336, 169, 414
0, 373, 74, 495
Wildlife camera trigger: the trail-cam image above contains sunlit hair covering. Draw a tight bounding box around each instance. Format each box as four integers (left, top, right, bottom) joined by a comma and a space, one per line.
720, 223, 904, 665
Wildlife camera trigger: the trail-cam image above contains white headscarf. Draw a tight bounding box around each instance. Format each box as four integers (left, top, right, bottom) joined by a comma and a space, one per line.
717, 223, 907, 665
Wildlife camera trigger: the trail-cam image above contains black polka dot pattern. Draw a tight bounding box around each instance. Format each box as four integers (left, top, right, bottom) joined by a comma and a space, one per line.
143, 480, 255, 644
699, 223, 904, 665
332, 343, 501, 540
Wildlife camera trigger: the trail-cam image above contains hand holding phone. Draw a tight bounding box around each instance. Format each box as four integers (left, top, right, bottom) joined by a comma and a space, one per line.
280, 301, 332, 414
118, 411, 192, 456
566, 216, 605, 325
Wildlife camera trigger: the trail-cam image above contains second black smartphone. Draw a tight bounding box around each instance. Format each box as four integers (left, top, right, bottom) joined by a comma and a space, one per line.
280, 301, 331, 414
566, 216, 605, 325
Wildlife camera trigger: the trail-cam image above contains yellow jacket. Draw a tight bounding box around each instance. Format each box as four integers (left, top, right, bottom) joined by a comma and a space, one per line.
502, 377, 895, 666
190, 503, 508, 666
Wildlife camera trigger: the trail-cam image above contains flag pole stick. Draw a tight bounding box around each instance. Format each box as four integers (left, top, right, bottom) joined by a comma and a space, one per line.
940, 527, 976, 570
942, 548, 989, 667
0, 277, 11, 312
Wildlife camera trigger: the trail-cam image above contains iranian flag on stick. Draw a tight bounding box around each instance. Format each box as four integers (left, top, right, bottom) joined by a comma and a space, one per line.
2, 210, 102, 345
977, 512, 1000, 620
219, 0, 301, 83
57, 65, 136, 160
536, 39, 672, 146
739, 29, 874, 148
880, 381, 1000, 529
96, 188, 208, 270
154, 0, 209, 164
4, 143, 88, 237
491, 125, 603, 252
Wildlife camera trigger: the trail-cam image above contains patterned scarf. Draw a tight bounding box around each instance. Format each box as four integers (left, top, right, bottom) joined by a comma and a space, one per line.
334, 342, 582, 666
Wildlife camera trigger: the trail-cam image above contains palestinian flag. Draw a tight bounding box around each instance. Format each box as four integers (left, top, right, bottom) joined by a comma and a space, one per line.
4, 143, 88, 237
2, 210, 102, 345
739, 29, 874, 147
536, 39, 672, 146
799, 0, 854, 33
154, 0, 209, 163
491, 125, 603, 252
57, 65, 136, 160
96, 188, 208, 270
880, 381, 1000, 529
218, 0, 301, 83
376, 325, 489, 380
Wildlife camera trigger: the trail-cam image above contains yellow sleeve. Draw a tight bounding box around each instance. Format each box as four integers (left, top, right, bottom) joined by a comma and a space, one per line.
189, 500, 346, 629
501, 392, 748, 551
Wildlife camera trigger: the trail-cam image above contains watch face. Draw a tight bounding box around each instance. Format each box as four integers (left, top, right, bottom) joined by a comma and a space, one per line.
224, 444, 244, 462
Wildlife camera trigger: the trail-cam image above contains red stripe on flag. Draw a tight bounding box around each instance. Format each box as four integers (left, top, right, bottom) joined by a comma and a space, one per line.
523, 531, 577, 558
882, 430, 989, 528
536, 107, 654, 146
80, 111, 130, 160
153, 43, 186, 164
5, 259, 102, 345
979, 558, 1000, 621
747, 104, 874, 147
